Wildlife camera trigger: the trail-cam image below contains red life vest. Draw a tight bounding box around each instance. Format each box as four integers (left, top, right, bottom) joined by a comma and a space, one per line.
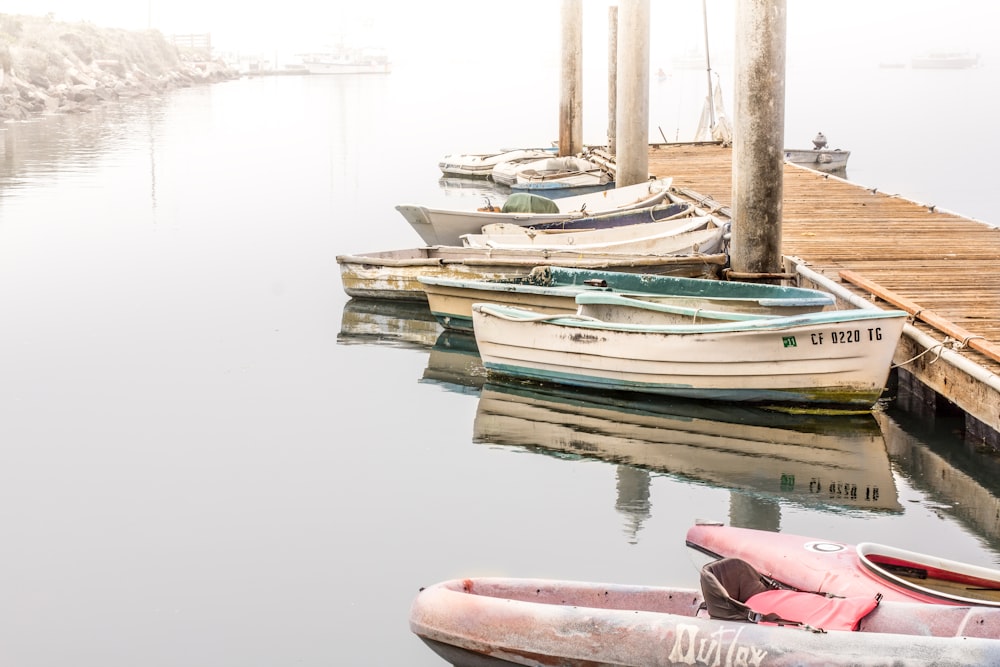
746, 588, 882, 631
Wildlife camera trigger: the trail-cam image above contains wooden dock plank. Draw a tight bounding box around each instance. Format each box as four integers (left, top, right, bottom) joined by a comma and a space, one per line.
648, 143, 1000, 408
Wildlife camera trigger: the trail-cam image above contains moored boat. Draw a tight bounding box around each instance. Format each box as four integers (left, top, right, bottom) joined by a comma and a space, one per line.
395, 178, 672, 246
784, 148, 851, 173
525, 200, 693, 231
336, 247, 727, 301
419, 265, 835, 331
686, 522, 1000, 607
784, 132, 851, 173
410, 576, 1000, 667
438, 148, 555, 179
471, 297, 908, 407
461, 215, 727, 256
509, 155, 613, 192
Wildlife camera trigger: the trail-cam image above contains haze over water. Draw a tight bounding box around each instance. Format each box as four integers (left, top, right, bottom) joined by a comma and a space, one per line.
2, 6, 1000, 665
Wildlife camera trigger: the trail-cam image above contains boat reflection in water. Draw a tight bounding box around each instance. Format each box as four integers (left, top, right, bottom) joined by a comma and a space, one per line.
420, 330, 487, 394
336, 298, 441, 349
473, 380, 902, 537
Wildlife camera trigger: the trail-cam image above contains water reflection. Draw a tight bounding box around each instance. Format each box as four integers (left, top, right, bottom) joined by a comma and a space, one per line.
420, 330, 487, 394
333, 297, 1000, 555
473, 380, 901, 540
336, 298, 440, 349
0, 97, 167, 193
877, 410, 1000, 552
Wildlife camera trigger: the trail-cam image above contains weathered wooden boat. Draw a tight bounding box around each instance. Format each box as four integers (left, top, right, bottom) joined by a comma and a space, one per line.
462, 214, 724, 252
336, 247, 727, 301
474, 380, 901, 513
438, 148, 554, 179
410, 575, 1000, 667
471, 296, 908, 407
509, 155, 613, 192
686, 522, 1000, 607
395, 178, 671, 246
418, 265, 835, 331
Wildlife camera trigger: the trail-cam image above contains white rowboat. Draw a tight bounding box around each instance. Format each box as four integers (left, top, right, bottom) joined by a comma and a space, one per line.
395, 178, 672, 246
471, 296, 908, 407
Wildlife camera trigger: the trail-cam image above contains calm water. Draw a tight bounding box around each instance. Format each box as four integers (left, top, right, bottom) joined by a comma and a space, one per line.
1, 57, 999, 667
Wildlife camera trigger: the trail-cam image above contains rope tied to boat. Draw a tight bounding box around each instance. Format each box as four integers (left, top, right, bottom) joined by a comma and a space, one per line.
892, 334, 990, 368
892, 337, 954, 367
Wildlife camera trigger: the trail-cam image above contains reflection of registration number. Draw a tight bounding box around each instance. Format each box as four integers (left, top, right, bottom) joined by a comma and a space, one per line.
810, 328, 884, 345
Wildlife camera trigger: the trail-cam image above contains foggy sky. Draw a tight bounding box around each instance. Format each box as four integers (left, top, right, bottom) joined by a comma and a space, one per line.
5, 0, 997, 66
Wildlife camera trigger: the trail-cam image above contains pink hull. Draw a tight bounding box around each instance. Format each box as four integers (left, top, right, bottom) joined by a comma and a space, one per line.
686, 523, 1000, 606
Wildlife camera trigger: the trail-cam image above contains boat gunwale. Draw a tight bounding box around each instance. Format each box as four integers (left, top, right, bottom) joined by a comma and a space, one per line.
473, 299, 909, 334
857, 542, 1000, 607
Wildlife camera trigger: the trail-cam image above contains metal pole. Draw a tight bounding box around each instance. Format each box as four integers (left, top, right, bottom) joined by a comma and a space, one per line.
702, 0, 716, 128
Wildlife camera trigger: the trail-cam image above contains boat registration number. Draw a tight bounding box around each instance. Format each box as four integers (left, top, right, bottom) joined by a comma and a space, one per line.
809, 328, 886, 345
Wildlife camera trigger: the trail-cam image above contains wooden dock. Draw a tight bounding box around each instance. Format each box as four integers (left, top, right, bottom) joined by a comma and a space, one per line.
647, 143, 1000, 438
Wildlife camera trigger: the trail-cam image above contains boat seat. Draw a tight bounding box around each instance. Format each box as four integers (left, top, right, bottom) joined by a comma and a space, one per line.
700, 557, 881, 632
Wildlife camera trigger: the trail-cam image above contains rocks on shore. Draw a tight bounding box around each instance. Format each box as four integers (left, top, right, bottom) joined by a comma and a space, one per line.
0, 14, 239, 121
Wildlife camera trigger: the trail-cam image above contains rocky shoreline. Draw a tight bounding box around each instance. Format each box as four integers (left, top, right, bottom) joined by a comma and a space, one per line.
0, 13, 238, 121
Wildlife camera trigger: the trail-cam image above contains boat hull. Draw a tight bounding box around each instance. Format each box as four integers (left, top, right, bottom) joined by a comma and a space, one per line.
463, 215, 724, 253
528, 201, 692, 231
336, 248, 727, 301
471, 303, 907, 407
396, 178, 671, 246
439, 148, 554, 179
420, 266, 835, 331
410, 577, 1000, 667
686, 523, 1000, 607
509, 156, 613, 191
784, 149, 851, 173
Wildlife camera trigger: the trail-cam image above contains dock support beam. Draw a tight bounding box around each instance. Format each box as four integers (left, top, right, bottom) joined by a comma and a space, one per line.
607, 5, 618, 155
731, 0, 786, 275
559, 0, 583, 157
615, 0, 650, 186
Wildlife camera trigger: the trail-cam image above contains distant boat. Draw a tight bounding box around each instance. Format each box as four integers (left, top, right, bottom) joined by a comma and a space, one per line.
911, 51, 980, 69
438, 148, 555, 179
299, 45, 390, 74
672, 46, 707, 70
785, 132, 850, 173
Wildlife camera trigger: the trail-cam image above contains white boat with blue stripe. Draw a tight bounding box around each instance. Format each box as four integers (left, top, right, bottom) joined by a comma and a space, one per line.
471, 293, 908, 408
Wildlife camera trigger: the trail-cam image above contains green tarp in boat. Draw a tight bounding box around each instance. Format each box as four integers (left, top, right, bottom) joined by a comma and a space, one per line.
501, 193, 559, 214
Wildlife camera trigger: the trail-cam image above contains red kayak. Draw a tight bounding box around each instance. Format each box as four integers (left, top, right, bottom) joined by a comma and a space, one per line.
686, 521, 1000, 607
